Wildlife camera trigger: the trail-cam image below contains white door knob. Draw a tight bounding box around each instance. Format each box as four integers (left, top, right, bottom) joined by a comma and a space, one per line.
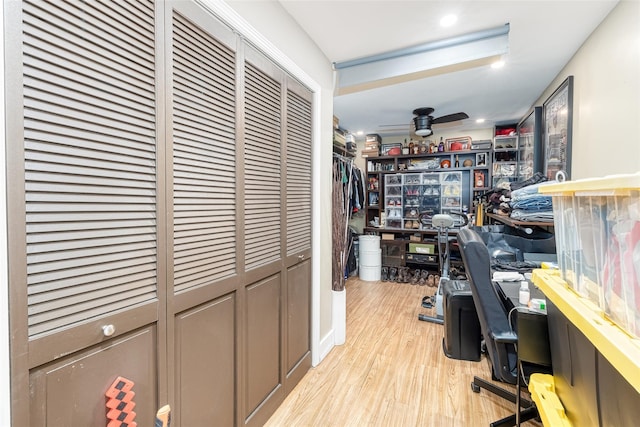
102, 324, 115, 337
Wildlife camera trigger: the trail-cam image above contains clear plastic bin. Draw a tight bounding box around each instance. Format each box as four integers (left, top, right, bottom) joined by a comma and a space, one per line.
539, 173, 640, 338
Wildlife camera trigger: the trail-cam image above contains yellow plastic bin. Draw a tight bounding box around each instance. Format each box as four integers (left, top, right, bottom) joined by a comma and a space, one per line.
538, 172, 640, 338
528, 374, 572, 427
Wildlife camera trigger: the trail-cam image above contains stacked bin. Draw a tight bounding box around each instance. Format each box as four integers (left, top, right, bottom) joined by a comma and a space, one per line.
440, 171, 463, 224
384, 175, 403, 228
358, 235, 381, 281
539, 173, 640, 338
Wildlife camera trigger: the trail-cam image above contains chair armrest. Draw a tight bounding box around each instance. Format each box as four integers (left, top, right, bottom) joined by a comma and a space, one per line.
490, 331, 518, 344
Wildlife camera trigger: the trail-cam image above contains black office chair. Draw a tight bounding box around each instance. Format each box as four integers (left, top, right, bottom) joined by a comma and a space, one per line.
457, 227, 541, 427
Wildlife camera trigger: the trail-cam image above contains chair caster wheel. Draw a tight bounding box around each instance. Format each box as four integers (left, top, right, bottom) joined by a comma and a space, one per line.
471, 382, 480, 393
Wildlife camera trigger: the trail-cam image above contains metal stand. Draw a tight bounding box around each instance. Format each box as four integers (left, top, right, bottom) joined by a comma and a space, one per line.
418, 214, 455, 324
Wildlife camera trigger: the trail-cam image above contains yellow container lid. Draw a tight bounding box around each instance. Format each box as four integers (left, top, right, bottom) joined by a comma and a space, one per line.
537, 172, 640, 195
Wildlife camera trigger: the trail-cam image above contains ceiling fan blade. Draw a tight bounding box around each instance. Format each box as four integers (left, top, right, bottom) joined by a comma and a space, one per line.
379, 123, 411, 128
432, 112, 469, 124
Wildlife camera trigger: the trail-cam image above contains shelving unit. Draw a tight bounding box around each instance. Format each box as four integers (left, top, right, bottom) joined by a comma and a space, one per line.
364, 149, 492, 228
492, 123, 518, 187
363, 148, 489, 273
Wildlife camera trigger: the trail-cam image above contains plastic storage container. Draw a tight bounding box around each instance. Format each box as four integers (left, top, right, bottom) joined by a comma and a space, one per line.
440, 171, 463, 225
538, 173, 640, 338
359, 235, 381, 281
384, 174, 403, 228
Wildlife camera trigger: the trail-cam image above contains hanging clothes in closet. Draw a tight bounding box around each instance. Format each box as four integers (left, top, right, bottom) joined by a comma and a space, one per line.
350, 166, 365, 214
332, 153, 363, 290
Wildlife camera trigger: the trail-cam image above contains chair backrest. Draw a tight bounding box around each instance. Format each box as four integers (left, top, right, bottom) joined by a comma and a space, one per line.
457, 227, 518, 384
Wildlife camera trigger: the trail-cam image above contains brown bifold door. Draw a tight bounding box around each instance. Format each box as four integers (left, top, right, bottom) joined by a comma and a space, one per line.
241, 41, 313, 427
7, 1, 313, 426
9, 1, 165, 425
167, 1, 239, 426
283, 79, 313, 391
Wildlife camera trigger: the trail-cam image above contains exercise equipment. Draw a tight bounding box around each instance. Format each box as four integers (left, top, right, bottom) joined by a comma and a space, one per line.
418, 211, 468, 324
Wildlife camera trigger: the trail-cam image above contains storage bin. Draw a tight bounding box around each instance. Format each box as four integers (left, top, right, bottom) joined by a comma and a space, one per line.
538, 173, 640, 337
405, 253, 437, 264
359, 249, 381, 267
359, 264, 381, 281
359, 235, 380, 253
409, 242, 435, 254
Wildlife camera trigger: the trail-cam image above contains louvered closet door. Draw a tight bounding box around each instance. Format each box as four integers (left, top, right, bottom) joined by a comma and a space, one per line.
244, 56, 283, 274
14, 0, 162, 425
242, 46, 287, 426
167, 2, 239, 426
284, 81, 313, 390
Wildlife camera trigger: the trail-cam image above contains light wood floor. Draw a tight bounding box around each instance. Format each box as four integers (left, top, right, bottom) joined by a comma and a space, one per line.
265, 277, 542, 427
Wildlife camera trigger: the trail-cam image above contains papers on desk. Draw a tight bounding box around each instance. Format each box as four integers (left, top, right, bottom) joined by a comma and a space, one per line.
492, 271, 525, 282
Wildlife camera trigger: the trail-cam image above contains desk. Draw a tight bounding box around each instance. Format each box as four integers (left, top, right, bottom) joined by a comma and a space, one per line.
495, 280, 544, 307
494, 281, 551, 367
494, 280, 552, 426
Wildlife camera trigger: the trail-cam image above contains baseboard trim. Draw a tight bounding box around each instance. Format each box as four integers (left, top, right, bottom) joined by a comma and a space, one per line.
314, 330, 335, 366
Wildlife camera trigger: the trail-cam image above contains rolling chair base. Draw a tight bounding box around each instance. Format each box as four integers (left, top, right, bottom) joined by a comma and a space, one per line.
471, 376, 538, 427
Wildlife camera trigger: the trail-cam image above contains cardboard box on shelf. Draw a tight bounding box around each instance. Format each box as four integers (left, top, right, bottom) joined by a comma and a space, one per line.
361, 149, 379, 158
365, 134, 382, 144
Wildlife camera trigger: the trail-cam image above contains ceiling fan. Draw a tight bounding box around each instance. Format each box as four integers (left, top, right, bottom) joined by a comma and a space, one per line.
412, 107, 469, 137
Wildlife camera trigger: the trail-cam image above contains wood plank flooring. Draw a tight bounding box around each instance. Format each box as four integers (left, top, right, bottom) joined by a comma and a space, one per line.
265, 277, 542, 426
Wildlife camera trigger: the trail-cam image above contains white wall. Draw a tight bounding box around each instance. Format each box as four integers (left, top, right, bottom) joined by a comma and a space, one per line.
0, 0, 10, 423
534, 0, 640, 179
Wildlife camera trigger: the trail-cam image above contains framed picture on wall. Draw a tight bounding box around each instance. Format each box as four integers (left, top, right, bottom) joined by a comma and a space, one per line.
543, 76, 574, 180
476, 153, 487, 167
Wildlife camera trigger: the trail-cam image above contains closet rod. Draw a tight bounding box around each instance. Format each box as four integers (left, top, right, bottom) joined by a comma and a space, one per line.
332, 152, 355, 163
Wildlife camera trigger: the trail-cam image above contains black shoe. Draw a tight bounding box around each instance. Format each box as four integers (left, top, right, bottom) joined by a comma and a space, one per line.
401, 267, 410, 283
418, 269, 429, 286
398, 266, 408, 283
381, 266, 389, 281
410, 269, 421, 285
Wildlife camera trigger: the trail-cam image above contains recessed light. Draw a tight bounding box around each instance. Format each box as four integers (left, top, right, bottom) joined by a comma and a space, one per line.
476, 118, 486, 124
440, 14, 457, 27
491, 60, 505, 69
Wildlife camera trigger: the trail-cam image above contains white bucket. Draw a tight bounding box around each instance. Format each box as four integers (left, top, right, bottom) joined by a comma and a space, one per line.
358, 235, 380, 253
359, 264, 381, 281
359, 249, 381, 267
